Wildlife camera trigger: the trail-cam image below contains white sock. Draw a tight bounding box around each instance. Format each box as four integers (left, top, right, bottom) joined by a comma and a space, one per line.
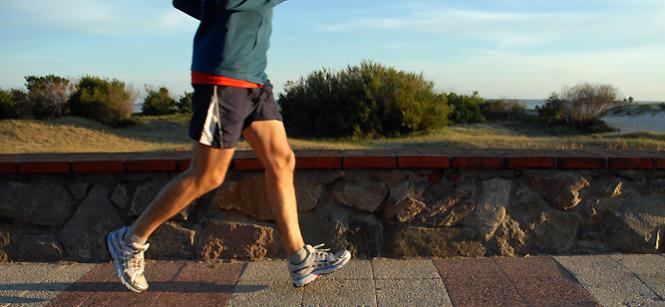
123, 228, 147, 245
289, 245, 308, 264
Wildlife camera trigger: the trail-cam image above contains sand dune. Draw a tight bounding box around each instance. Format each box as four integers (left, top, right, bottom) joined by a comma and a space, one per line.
602, 112, 665, 132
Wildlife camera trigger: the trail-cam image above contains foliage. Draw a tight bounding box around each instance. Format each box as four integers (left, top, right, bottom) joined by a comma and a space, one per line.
69, 76, 135, 126
24, 75, 74, 119
142, 87, 177, 115
0, 88, 19, 119
176, 91, 193, 114
560, 82, 623, 126
447, 91, 486, 124
536, 93, 566, 124
481, 99, 527, 121
538, 83, 624, 132
279, 61, 451, 138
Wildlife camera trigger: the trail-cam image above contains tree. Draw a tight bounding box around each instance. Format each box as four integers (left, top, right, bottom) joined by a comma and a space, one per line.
24, 75, 74, 119
0, 88, 19, 119
142, 87, 177, 115
176, 91, 193, 114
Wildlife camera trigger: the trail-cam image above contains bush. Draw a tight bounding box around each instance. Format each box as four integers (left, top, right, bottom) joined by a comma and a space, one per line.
69, 76, 135, 126
0, 88, 19, 119
279, 61, 451, 138
536, 93, 566, 124
560, 83, 623, 126
142, 87, 177, 115
447, 91, 486, 124
481, 99, 527, 121
176, 91, 193, 114
24, 75, 74, 119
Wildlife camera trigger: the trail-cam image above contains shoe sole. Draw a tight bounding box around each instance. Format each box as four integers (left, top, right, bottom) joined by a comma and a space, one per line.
292, 252, 351, 288
105, 231, 147, 293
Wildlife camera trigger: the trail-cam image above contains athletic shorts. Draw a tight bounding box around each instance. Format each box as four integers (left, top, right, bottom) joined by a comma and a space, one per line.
188, 81, 283, 149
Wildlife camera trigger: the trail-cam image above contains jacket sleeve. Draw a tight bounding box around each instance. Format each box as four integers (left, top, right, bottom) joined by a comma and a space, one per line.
172, 0, 204, 20
214, 0, 286, 11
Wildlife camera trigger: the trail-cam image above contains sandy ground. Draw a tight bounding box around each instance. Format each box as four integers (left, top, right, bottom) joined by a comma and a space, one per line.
602, 112, 665, 132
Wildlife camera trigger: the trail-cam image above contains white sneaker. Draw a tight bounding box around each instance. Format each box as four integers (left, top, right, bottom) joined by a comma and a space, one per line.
106, 227, 150, 292
288, 244, 351, 288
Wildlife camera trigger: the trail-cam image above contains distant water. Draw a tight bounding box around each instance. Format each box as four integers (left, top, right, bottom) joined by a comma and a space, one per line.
511, 99, 662, 110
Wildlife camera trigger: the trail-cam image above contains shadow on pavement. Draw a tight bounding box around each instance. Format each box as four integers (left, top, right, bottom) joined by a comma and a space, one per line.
0, 282, 268, 293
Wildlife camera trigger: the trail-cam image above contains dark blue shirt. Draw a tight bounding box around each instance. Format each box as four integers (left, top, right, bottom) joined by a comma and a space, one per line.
173, 0, 286, 83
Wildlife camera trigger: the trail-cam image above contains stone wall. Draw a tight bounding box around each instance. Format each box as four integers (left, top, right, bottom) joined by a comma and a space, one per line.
2, 158, 665, 262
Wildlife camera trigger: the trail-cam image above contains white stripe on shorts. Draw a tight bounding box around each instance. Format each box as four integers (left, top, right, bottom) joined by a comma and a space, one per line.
200, 86, 222, 146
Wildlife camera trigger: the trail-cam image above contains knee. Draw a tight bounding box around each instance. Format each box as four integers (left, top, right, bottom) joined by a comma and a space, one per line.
186, 169, 226, 193
267, 149, 295, 175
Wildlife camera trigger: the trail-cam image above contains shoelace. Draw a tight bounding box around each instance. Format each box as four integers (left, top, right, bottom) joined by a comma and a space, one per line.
311, 244, 331, 262
122, 248, 146, 280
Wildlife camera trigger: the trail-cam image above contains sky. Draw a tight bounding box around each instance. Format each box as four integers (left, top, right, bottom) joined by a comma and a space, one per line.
1, 0, 664, 102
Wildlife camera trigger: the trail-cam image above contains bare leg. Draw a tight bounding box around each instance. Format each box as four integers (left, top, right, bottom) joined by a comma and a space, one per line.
242, 120, 305, 255
129, 142, 236, 241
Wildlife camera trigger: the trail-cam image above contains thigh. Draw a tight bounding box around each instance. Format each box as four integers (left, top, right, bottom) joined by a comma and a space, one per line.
188, 141, 236, 182
241, 120, 292, 166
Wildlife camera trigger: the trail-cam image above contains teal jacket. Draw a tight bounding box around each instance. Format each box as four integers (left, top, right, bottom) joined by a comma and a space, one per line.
173, 0, 286, 83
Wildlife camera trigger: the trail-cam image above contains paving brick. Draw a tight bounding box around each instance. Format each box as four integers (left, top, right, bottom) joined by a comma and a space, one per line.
506, 156, 556, 169
376, 278, 452, 307
433, 258, 527, 307
0, 263, 66, 305
125, 159, 178, 172
228, 260, 302, 306
610, 254, 665, 299
555, 255, 661, 306
82, 261, 185, 307
608, 157, 655, 169
451, 157, 502, 169
72, 160, 124, 173
494, 257, 599, 307
302, 278, 376, 306
18, 161, 70, 174
397, 156, 450, 168
372, 258, 439, 279
47, 264, 115, 306
155, 261, 244, 306
558, 157, 606, 169
0, 162, 17, 174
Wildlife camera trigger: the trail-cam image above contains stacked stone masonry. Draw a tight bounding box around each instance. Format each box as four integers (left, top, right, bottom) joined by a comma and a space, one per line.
0, 150, 664, 262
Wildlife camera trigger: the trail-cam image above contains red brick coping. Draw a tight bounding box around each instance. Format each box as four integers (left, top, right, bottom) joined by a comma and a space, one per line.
0, 149, 663, 174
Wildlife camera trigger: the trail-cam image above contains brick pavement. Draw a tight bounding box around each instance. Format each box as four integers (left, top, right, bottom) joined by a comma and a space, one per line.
1, 255, 665, 306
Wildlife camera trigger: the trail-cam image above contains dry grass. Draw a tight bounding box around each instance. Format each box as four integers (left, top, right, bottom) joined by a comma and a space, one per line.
2, 115, 665, 154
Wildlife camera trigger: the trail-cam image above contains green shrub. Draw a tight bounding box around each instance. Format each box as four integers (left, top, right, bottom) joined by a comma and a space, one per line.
0, 88, 19, 119
536, 93, 566, 124
142, 87, 177, 115
69, 76, 135, 126
447, 91, 486, 124
24, 75, 73, 119
176, 91, 193, 114
279, 61, 451, 138
481, 99, 527, 121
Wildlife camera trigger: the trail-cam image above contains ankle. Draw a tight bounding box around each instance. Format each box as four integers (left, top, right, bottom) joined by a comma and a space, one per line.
124, 227, 147, 245
288, 245, 308, 264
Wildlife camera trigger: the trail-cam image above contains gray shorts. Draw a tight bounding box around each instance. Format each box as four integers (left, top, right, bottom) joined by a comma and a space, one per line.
188, 81, 283, 148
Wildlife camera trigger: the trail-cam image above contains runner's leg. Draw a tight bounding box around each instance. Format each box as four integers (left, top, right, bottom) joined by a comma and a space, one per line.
241, 120, 304, 255
129, 141, 235, 241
